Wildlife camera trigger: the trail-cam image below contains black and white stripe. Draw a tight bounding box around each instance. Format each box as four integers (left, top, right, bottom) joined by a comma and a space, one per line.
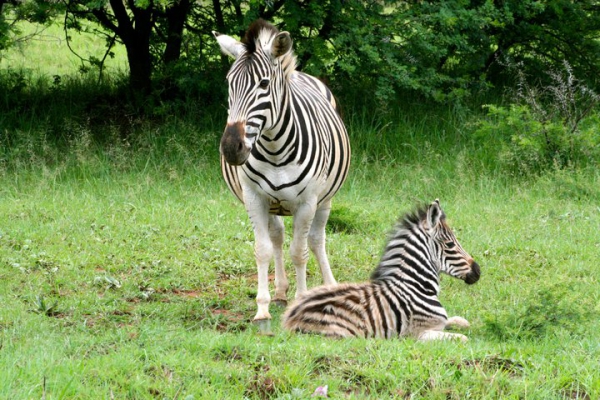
213, 20, 351, 328
282, 200, 481, 341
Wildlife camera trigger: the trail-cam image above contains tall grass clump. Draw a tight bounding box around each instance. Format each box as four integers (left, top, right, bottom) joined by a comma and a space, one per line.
339, 86, 478, 163
0, 67, 226, 178
473, 61, 600, 176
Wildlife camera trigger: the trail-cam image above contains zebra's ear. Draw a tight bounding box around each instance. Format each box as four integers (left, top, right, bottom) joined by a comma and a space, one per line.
271, 31, 293, 58
213, 31, 244, 59
426, 199, 444, 229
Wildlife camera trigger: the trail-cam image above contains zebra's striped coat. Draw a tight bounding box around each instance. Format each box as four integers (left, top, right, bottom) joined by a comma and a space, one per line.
282, 200, 481, 341
214, 20, 350, 328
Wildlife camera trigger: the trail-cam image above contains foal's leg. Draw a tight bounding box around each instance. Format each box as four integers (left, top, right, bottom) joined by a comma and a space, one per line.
269, 215, 288, 306
308, 200, 336, 286
445, 316, 470, 329
418, 330, 469, 342
417, 315, 470, 342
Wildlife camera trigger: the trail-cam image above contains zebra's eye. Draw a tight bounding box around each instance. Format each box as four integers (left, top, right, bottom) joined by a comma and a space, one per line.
445, 241, 456, 249
259, 79, 270, 89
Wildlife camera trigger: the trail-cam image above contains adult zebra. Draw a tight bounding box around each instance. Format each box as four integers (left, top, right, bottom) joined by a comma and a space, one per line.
283, 200, 481, 341
213, 20, 351, 332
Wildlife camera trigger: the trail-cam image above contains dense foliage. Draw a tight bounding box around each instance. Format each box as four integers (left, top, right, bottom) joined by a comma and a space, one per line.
474, 61, 600, 174
2, 0, 600, 102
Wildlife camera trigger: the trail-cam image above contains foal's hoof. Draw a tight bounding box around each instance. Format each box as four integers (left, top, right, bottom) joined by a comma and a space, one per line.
272, 298, 288, 307
446, 316, 470, 329
253, 319, 274, 336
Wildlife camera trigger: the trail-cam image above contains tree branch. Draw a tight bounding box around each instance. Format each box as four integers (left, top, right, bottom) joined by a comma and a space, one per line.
110, 0, 134, 43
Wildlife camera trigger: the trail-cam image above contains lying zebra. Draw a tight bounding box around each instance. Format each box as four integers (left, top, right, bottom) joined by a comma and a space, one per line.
282, 200, 481, 341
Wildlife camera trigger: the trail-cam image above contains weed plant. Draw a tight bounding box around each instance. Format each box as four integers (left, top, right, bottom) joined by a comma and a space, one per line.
473, 61, 600, 175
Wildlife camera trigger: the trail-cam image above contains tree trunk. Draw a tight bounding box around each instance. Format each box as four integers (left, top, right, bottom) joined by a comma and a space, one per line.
164, 0, 190, 65
126, 37, 152, 98
126, 2, 153, 98
97, 0, 153, 100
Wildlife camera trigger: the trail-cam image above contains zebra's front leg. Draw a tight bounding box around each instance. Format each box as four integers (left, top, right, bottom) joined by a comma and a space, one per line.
417, 316, 471, 342
308, 200, 336, 286
269, 215, 288, 306
246, 199, 274, 334
290, 203, 317, 297
446, 316, 470, 329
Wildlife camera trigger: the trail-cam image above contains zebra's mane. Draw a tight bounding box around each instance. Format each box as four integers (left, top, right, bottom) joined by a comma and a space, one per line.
242, 19, 278, 54
240, 19, 297, 77
399, 205, 429, 229
370, 204, 443, 281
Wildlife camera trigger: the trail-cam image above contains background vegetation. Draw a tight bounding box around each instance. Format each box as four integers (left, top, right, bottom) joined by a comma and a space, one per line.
1, 1, 600, 398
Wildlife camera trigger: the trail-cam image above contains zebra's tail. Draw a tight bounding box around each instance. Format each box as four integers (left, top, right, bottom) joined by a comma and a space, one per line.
281, 283, 372, 338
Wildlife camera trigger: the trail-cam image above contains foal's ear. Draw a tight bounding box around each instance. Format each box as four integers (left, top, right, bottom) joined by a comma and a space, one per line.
213, 31, 245, 59
271, 31, 292, 58
426, 199, 444, 229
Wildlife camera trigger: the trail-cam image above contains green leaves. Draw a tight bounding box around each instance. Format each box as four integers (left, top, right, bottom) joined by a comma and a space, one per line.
3, 0, 600, 105
473, 61, 600, 175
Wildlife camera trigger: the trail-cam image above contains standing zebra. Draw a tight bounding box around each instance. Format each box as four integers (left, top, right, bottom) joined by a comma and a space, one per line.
283, 200, 481, 341
213, 20, 351, 332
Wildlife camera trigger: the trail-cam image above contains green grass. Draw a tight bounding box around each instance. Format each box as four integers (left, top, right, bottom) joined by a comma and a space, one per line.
1, 20, 127, 77
1, 19, 600, 399
1, 125, 599, 398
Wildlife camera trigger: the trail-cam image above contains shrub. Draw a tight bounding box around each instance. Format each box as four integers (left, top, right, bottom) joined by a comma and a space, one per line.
473, 62, 599, 175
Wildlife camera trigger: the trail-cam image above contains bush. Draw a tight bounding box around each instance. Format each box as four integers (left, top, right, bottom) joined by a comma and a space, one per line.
473, 62, 600, 175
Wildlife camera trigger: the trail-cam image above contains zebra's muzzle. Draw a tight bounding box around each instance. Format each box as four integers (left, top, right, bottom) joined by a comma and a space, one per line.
464, 261, 481, 285
221, 122, 251, 166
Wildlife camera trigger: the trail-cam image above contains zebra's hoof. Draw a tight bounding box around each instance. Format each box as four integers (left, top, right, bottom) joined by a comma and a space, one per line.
272, 298, 288, 307
253, 318, 273, 336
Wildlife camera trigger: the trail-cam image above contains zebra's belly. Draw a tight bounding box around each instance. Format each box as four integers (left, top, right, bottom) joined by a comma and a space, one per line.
268, 201, 293, 216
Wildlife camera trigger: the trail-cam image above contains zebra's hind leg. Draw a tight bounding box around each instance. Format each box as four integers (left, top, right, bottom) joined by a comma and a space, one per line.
308, 200, 336, 286
269, 215, 288, 306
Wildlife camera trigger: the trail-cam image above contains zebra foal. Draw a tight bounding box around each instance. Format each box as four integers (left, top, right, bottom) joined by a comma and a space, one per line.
213, 20, 350, 332
283, 200, 481, 341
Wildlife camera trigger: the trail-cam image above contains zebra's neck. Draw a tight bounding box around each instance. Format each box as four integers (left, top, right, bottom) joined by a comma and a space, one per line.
370, 226, 441, 296
253, 80, 307, 162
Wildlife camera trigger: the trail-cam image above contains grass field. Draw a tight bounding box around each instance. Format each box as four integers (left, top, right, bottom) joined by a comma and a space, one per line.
1, 21, 600, 400
1, 20, 127, 77
1, 122, 599, 398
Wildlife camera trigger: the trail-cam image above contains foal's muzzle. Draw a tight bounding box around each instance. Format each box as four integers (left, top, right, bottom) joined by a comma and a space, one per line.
464, 261, 481, 285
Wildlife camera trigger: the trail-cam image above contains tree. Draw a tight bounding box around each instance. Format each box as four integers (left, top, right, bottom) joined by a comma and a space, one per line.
63, 0, 189, 98
5, 0, 600, 105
